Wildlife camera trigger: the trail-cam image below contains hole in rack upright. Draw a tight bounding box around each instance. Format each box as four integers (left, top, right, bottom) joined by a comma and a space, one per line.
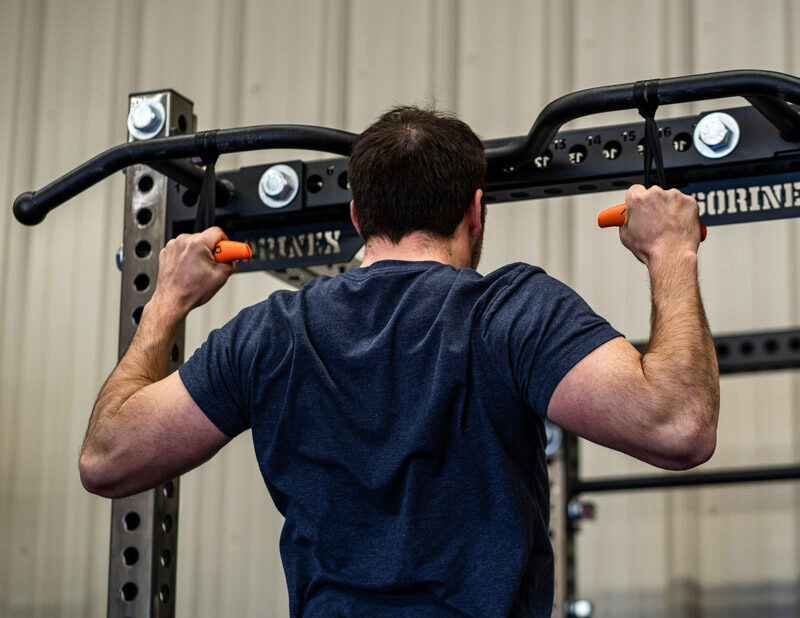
136, 208, 152, 227
123, 512, 140, 531
122, 547, 139, 566
120, 582, 137, 602
138, 175, 154, 193
134, 241, 151, 258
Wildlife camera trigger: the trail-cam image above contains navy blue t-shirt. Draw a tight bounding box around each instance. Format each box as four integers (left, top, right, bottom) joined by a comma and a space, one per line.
179, 261, 621, 617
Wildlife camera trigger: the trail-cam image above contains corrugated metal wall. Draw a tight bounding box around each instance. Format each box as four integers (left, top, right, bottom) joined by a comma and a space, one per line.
1, 0, 799, 616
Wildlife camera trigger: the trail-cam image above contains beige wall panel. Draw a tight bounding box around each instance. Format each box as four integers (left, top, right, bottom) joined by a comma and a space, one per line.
688, 0, 800, 606
0, 1, 40, 613
346, 0, 453, 129
785, 0, 800, 590
1, 0, 132, 615
457, 0, 575, 279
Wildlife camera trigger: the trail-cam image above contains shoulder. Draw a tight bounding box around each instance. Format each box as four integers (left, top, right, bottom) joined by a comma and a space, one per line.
477, 263, 609, 345
478, 262, 573, 308
478, 262, 550, 289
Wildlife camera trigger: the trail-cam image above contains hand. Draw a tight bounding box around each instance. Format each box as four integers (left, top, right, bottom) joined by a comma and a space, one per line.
619, 185, 702, 266
149, 227, 236, 320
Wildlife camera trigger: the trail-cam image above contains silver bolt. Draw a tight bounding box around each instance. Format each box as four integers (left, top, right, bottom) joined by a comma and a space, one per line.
567, 599, 594, 618
567, 499, 596, 522
544, 420, 563, 457
127, 99, 166, 140
258, 164, 299, 209
693, 112, 740, 159
116, 245, 123, 271
698, 116, 730, 149
131, 105, 155, 130
263, 169, 288, 196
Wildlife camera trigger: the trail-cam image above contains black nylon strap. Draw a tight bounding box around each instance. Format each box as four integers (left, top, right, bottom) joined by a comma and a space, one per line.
633, 80, 666, 188
193, 131, 220, 233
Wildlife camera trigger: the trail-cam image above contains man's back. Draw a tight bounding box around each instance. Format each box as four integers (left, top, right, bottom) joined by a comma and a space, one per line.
179, 260, 619, 616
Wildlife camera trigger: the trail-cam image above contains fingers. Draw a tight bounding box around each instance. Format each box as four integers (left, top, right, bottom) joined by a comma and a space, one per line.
155, 228, 237, 312
624, 185, 698, 220
198, 226, 228, 249
625, 184, 647, 205
619, 185, 702, 266
165, 227, 229, 261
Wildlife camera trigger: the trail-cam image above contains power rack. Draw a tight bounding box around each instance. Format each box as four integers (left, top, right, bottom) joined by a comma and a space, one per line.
13, 69, 800, 618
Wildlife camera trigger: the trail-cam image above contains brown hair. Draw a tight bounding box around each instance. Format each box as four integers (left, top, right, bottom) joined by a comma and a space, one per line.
348, 106, 486, 244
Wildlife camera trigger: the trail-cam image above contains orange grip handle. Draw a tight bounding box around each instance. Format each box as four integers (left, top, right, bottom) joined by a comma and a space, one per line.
213, 240, 253, 263
598, 203, 707, 242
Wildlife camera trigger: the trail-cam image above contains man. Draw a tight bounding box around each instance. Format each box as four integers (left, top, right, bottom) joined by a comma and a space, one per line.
80, 106, 719, 616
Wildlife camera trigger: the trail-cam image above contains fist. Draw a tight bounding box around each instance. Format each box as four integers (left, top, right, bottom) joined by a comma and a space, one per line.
151, 227, 235, 317
620, 185, 701, 266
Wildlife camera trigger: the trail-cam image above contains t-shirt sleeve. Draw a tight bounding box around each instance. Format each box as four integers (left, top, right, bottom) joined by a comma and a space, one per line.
178, 305, 263, 437
483, 265, 623, 417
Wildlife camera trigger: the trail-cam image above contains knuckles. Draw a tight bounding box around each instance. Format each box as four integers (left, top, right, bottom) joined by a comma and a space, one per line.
627, 185, 698, 216
165, 232, 213, 254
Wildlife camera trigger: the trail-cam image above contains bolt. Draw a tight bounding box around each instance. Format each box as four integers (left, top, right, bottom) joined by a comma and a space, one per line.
567, 499, 596, 522
127, 99, 166, 140
131, 105, 155, 130
698, 115, 731, 150
116, 245, 123, 271
263, 169, 288, 197
544, 420, 563, 457
567, 599, 594, 618
692, 112, 740, 159
258, 164, 299, 209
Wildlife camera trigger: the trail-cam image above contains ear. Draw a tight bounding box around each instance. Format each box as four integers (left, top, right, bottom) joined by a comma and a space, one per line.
467, 189, 483, 238
350, 200, 362, 237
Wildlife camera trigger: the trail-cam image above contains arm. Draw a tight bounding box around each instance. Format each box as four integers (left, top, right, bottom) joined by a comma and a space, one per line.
80, 227, 236, 498
547, 185, 719, 470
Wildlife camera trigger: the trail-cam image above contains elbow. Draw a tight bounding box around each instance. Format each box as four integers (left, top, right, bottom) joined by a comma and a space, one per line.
656, 415, 718, 471
666, 426, 716, 471
79, 449, 125, 499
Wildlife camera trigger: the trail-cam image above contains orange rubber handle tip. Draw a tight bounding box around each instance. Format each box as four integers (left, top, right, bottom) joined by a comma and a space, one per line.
597, 204, 628, 229
213, 240, 253, 263
598, 203, 707, 242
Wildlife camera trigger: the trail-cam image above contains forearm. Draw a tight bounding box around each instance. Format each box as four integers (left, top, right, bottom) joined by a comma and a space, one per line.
640, 250, 719, 459
83, 298, 185, 459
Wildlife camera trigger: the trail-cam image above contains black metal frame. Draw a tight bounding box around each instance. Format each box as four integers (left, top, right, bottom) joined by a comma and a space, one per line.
12, 69, 800, 618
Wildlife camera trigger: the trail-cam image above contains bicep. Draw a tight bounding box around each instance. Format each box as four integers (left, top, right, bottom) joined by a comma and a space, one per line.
113, 371, 232, 495
546, 336, 666, 465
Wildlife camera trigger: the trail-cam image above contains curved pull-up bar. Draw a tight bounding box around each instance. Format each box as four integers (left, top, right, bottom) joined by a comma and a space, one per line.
13, 69, 800, 226
485, 69, 800, 169
13, 125, 356, 225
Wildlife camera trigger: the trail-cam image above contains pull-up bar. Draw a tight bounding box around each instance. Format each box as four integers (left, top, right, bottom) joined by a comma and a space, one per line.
13, 69, 800, 227
486, 69, 800, 168
13, 125, 356, 225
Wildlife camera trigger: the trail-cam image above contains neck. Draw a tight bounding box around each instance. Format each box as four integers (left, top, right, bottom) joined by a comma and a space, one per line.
360, 231, 468, 269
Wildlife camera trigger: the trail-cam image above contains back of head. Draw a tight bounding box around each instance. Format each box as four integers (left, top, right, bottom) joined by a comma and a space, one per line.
348, 106, 487, 244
